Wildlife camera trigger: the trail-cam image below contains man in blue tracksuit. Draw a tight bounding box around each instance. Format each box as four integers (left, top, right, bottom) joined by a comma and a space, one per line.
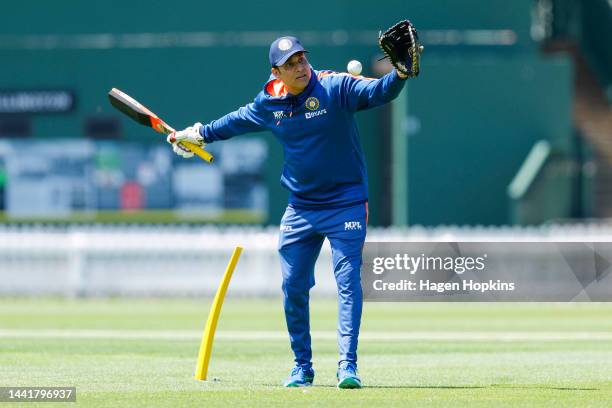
168, 36, 408, 388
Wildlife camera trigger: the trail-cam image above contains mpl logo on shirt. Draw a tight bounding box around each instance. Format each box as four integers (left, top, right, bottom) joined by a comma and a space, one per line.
344, 221, 362, 231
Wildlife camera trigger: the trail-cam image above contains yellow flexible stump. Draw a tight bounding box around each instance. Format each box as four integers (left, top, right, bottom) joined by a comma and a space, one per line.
194, 246, 242, 381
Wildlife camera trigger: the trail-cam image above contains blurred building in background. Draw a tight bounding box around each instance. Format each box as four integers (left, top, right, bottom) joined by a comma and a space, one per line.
0, 0, 610, 227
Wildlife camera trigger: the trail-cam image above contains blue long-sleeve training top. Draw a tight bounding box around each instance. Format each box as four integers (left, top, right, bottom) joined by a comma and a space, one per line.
200, 68, 407, 209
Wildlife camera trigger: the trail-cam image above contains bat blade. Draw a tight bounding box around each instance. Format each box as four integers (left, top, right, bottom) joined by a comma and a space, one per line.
107, 88, 214, 163
108, 88, 173, 134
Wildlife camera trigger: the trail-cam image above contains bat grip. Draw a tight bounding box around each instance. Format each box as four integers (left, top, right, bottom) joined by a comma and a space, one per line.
180, 141, 214, 163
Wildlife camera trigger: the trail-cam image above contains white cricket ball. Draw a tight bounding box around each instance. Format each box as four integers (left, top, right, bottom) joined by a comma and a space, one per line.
347, 60, 362, 76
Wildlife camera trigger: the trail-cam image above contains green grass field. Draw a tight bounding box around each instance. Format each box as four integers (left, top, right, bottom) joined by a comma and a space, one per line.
1, 299, 611, 407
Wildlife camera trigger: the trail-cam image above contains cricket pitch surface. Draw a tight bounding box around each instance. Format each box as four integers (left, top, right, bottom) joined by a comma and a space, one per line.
1, 299, 611, 407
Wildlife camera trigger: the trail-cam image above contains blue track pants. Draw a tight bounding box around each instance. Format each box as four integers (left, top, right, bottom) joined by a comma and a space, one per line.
278, 202, 368, 369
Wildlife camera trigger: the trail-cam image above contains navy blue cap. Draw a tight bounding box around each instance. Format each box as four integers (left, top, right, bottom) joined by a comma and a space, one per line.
269, 36, 308, 67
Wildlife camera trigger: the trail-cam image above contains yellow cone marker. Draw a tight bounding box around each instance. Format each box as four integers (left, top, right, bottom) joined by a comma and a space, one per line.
195, 246, 242, 381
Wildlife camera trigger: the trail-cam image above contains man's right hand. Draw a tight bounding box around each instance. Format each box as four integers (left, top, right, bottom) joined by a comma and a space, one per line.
166, 122, 205, 159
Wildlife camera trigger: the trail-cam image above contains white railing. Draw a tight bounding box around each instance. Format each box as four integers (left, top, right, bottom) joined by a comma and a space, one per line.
1, 224, 612, 296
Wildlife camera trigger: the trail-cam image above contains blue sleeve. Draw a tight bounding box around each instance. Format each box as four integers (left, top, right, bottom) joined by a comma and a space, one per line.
199, 102, 267, 144
339, 69, 407, 112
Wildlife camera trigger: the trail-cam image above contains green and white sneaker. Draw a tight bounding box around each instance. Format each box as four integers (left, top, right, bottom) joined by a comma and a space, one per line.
283, 366, 314, 387
336, 362, 362, 389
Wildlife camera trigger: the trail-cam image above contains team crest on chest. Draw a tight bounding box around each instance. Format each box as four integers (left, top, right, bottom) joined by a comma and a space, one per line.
305, 97, 319, 111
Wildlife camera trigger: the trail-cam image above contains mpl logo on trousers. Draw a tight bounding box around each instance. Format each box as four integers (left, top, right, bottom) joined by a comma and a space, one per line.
344, 221, 362, 230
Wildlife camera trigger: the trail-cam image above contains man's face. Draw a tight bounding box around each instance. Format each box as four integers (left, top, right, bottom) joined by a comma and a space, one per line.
272, 52, 311, 94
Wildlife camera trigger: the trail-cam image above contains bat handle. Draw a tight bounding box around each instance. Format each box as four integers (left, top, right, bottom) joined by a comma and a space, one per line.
180, 141, 214, 163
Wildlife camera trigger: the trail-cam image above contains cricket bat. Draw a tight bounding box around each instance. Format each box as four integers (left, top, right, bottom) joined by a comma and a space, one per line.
108, 88, 213, 163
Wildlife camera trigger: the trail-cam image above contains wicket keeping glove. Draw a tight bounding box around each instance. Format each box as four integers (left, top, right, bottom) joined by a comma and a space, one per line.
378, 20, 423, 78
167, 122, 205, 159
